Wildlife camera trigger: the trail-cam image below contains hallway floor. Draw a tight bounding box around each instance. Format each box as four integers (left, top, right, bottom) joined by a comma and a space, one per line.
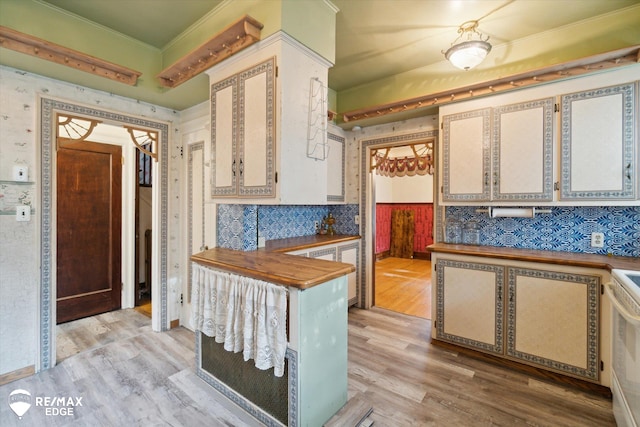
375, 256, 431, 319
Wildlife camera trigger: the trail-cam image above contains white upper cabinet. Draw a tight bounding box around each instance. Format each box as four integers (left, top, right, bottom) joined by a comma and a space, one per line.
211, 58, 275, 198
560, 82, 636, 201
442, 108, 491, 202
442, 98, 553, 203
207, 34, 332, 204
440, 66, 639, 206
492, 98, 554, 202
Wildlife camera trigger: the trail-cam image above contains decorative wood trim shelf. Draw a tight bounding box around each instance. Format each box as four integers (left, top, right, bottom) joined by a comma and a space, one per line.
342, 45, 640, 123
0, 25, 142, 86
157, 15, 263, 88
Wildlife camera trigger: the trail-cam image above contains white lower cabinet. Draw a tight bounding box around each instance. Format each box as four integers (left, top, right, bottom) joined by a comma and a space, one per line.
289, 240, 360, 306
435, 255, 601, 382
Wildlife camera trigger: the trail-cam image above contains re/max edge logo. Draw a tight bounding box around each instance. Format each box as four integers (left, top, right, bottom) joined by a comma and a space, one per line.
9, 389, 84, 418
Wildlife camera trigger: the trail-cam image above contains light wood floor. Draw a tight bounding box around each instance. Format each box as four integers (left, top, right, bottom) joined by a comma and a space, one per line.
1, 308, 614, 426
375, 256, 431, 319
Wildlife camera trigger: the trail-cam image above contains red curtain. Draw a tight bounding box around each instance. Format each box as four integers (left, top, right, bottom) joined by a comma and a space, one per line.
375, 203, 433, 254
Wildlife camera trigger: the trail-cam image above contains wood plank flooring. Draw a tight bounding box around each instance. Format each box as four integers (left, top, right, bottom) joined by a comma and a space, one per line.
375, 257, 431, 319
1, 307, 615, 426
345, 307, 615, 427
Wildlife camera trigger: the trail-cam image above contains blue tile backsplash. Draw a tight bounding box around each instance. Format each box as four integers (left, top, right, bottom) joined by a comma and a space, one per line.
218, 203, 638, 258
218, 204, 361, 251
446, 205, 640, 258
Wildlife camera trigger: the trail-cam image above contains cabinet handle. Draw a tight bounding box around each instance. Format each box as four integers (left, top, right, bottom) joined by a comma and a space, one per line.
493, 172, 498, 186
232, 159, 236, 177
239, 158, 244, 176
484, 172, 489, 186
626, 163, 632, 181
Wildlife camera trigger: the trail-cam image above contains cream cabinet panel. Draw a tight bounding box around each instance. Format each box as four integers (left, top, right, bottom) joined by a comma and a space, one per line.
435, 258, 504, 355
338, 243, 359, 304
560, 83, 636, 200
492, 98, 554, 201
327, 132, 345, 203
211, 58, 275, 198
442, 108, 491, 202
506, 267, 600, 381
211, 78, 236, 194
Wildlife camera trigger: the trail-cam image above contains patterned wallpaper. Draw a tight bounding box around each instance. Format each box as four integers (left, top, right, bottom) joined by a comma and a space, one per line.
446, 206, 640, 258
218, 204, 360, 251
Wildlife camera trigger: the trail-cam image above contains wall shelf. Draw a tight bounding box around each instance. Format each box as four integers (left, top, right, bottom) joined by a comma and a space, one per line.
157, 15, 263, 88
0, 26, 141, 86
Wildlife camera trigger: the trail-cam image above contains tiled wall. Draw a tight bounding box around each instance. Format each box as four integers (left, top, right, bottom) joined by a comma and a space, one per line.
218, 204, 360, 251
446, 206, 640, 258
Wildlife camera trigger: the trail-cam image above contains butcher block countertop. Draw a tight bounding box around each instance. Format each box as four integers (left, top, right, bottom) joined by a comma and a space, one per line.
263, 234, 360, 253
191, 247, 356, 290
427, 243, 640, 271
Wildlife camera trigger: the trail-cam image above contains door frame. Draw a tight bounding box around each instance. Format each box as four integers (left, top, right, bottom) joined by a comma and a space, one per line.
359, 130, 438, 310
38, 97, 170, 372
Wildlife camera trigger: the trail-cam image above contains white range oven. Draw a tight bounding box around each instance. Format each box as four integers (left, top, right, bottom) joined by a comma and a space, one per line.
606, 269, 640, 427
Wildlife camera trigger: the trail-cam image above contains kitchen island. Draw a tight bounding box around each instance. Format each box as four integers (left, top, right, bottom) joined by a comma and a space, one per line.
191, 247, 355, 427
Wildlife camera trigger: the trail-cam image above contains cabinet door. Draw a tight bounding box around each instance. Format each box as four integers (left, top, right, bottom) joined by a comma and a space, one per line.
506, 267, 600, 381
338, 243, 359, 305
327, 132, 345, 203
238, 58, 275, 197
492, 98, 554, 201
211, 75, 237, 196
560, 83, 636, 200
435, 259, 504, 355
442, 108, 491, 202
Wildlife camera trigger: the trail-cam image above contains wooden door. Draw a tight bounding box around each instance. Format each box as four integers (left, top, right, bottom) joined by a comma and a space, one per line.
57, 140, 122, 324
390, 210, 414, 258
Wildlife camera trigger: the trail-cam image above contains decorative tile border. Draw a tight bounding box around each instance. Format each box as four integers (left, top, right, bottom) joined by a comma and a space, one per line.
40, 98, 169, 370
506, 267, 600, 381
308, 247, 337, 260
327, 132, 346, 202
188, 142, 205, 302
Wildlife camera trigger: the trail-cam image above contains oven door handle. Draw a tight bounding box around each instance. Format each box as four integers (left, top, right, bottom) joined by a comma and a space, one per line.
605, 283, 640, 326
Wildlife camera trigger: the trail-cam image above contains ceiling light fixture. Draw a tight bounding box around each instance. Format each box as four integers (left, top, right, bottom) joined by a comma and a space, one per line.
443, 20, 492, 71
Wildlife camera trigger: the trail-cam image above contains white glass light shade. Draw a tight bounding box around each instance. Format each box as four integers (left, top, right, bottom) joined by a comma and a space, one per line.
444, 40, 492, 70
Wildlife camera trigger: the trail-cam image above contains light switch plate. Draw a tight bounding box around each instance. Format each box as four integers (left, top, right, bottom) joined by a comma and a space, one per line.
16, 205, 31, 222
12, 165, 28, 182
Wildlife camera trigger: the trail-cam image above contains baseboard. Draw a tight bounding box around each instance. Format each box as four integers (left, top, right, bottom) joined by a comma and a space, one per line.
0, 365, 35, 385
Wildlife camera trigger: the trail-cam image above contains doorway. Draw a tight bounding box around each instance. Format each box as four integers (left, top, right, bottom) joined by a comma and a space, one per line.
358, 130, 438, 318
135, 144, 154, 318
370, 143, 434, 319
39, 98, 170, 372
